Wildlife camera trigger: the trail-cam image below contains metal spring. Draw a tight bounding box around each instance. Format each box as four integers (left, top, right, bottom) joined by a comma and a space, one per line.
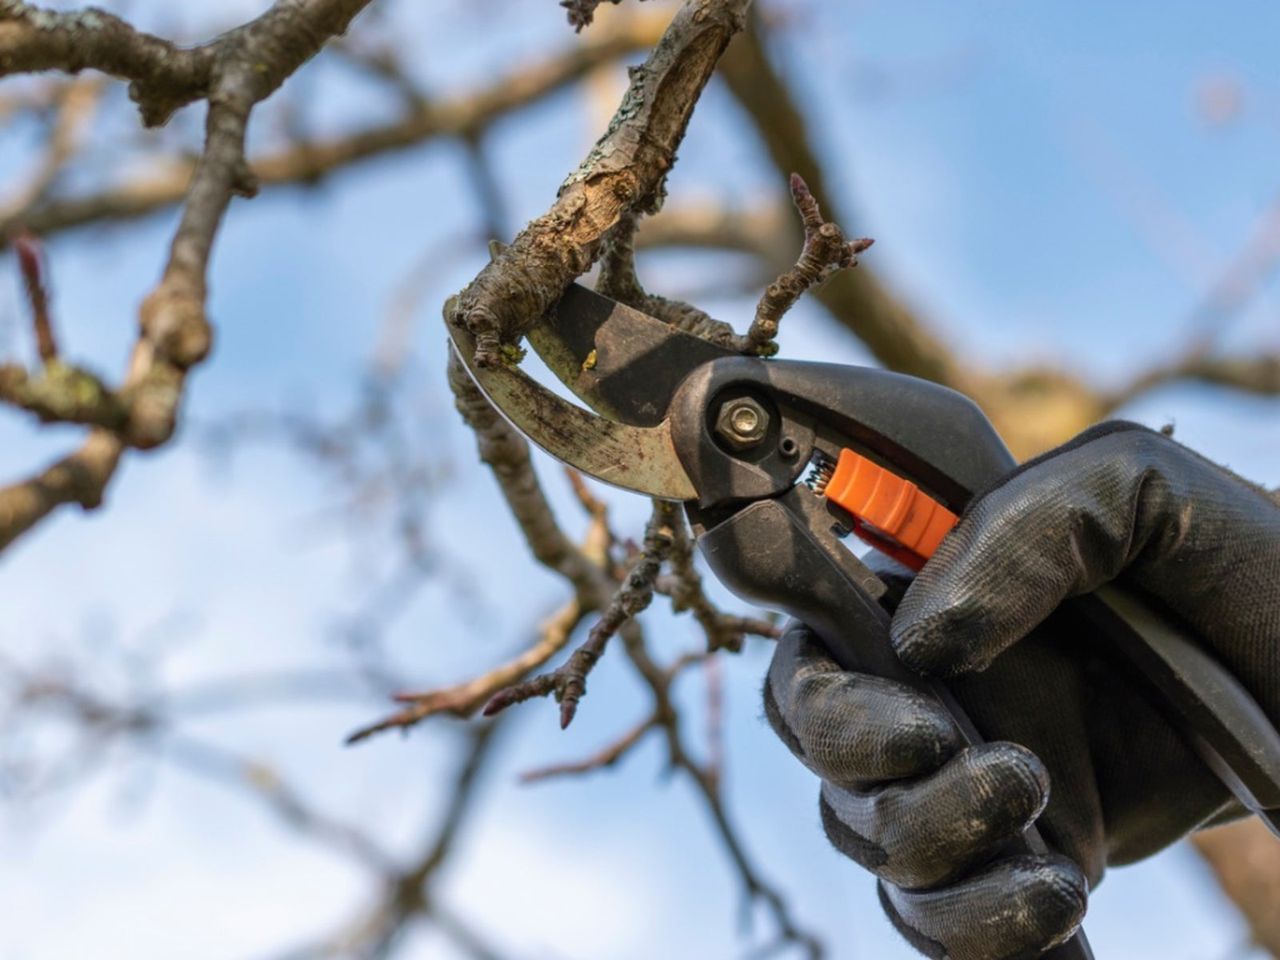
803, 451, 836, 496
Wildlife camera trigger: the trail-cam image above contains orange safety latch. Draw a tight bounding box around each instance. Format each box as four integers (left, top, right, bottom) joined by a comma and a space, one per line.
820, 449, 959, 571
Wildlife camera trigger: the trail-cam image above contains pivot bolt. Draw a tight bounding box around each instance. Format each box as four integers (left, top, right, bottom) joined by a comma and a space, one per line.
715, 397, 770, 450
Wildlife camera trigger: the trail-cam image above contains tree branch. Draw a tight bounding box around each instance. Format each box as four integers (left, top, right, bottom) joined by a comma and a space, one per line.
483, 501, 676, 728
0, 0, 377, 552
744, 172, 872, 355
450, 0, 751, 367
0, 17, 663, 243
0, 1, 214, 126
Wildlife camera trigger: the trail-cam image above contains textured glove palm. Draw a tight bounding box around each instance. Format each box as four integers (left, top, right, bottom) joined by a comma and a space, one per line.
764, 422, 1280, 960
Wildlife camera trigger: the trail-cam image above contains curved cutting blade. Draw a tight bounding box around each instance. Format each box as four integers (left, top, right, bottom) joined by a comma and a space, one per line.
447, 314, 697, 502
526, 283, 734, 427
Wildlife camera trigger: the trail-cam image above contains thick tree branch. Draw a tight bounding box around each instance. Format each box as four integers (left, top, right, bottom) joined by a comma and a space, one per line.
451, 0, 751, 367
0, 1, 214, 126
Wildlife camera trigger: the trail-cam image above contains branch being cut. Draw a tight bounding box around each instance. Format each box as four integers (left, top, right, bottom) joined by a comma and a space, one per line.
597, 209, 743, 342
450, 0, 750, 367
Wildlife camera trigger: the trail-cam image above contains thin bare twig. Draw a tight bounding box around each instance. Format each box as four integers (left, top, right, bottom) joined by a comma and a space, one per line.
345, 599, 585, 743
744, 172, 872, 355
519, 713, 659, 782
484, 501, 676, 728
13, 232, 55, 361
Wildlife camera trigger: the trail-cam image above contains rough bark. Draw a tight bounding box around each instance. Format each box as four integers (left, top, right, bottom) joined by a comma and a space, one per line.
450, 0, 751, 367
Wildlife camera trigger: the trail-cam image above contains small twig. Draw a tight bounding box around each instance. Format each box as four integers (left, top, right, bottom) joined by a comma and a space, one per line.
345, 599, 584, 743
14, 232, 56, 362
705, 654, 724, 793
519, 713, 659, 782
743, 172, 872, 356
484, 501, 676, 727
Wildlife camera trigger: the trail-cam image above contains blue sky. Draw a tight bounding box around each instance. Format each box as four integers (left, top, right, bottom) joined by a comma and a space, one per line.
1, 2, 1278, 959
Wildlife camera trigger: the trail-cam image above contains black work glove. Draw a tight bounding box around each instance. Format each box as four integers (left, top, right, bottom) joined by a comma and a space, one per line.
764, 422, 1280, 960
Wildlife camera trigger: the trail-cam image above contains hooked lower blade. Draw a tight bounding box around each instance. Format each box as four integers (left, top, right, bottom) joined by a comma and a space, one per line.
447, 310, 698, 502
526, 283, 734, 427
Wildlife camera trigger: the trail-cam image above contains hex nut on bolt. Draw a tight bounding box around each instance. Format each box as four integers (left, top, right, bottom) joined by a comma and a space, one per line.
715, 397, 770, 450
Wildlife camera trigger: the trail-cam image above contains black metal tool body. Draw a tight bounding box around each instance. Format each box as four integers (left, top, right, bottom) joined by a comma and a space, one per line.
447, 282, 1280, 960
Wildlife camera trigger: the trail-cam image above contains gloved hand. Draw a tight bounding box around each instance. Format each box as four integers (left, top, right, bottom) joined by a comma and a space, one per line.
764, 422, 1280, 960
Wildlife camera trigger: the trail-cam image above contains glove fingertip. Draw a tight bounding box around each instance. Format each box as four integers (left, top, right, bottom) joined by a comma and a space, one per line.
890, 612, 976, 678
879, 855, 1088, 960
1022, 855, 1090, 948
891, 582, 1015, 677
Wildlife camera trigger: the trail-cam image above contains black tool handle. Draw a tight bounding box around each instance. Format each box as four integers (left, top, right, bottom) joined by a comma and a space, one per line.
695, 489, 1095, 960
1072, 586, 1280, 828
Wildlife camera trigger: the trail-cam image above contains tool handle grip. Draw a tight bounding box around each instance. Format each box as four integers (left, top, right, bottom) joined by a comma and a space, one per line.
695, 491, 1095, 960
1072, 585, 1280, 824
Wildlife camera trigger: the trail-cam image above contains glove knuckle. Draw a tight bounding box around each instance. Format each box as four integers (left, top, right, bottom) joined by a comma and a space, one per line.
819, 790, 889, 870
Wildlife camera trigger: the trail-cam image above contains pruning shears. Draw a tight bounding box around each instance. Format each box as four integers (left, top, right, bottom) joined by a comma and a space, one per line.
448, 281, 1280, 960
